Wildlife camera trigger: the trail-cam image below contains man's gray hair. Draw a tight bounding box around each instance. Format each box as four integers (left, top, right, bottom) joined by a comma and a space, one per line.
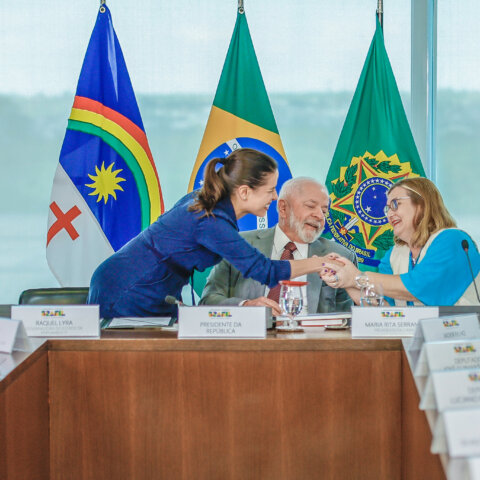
278, 177, 328, 203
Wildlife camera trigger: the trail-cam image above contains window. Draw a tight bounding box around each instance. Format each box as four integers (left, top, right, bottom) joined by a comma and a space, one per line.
436, 0, 480, 243
0, 0, 414, 303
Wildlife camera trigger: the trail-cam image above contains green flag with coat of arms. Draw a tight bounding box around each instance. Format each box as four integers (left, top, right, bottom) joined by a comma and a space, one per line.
324, 16, 425, 270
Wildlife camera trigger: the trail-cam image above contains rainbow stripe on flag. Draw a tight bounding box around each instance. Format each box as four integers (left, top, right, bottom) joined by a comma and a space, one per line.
47, 5, 163, 286
68, 96, 162, 228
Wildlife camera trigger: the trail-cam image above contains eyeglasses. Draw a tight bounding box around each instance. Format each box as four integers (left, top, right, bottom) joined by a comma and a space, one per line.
383, 197, 410, 215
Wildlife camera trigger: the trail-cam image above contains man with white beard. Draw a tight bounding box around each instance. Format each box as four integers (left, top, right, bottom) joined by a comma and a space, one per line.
200, 177, 357, 315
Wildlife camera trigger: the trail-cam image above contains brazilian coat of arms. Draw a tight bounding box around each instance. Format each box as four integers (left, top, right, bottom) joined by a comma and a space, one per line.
325, 150, 421, 268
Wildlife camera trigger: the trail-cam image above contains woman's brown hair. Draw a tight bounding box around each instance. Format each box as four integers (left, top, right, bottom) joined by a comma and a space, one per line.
190, 148, 277, 216
389, 177, 456, 247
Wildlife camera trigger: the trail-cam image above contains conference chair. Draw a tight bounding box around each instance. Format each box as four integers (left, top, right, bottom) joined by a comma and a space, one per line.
18, 287, 89, 305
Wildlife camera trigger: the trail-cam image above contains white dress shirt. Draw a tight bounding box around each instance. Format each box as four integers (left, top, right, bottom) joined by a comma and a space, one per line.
266, 225, 309, 313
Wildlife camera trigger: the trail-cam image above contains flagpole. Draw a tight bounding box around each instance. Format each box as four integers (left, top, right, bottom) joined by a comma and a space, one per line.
238, 0, 244, 14
376, 0, 383, 30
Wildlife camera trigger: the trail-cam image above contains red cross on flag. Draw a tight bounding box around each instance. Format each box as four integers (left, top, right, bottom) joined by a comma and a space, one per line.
46, 166, 115, 286
47, 202, 81, 245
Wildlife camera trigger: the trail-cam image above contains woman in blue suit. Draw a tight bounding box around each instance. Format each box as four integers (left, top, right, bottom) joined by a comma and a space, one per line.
88, 148, 329, 318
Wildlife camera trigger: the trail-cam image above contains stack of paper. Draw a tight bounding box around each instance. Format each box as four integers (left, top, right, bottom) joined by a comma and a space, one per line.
282, 312, 351, 327
104, 317, 174, 329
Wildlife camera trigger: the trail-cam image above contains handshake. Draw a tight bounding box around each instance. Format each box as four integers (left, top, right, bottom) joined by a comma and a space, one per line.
318, 253, 359, 289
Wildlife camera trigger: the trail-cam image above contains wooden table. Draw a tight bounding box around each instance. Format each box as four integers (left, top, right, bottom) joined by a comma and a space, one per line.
1, 329, 445, 479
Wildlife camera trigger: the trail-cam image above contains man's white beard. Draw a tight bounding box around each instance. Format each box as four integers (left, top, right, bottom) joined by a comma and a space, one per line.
288, 210, 323, 244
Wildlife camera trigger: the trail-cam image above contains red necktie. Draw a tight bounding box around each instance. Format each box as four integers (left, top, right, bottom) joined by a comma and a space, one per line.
267, 241, 297, 304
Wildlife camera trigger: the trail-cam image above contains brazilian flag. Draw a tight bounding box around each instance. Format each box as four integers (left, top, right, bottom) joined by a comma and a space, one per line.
324, 17, 425, 270
189, 7, 291, 294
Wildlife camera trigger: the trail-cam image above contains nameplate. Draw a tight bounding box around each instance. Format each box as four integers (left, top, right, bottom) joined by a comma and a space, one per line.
11, 305, 100, 338
420, 369, 480, 411
410, 314, 480, 373
443, 408, 480, 457
422, 314, 480, 342
431, 413, 447, 454
0, 317, 31, 353
469, 457, 480, 479
351, 306, 438, 338
178, 306, 267, 339
415, 340, 480, 378
0, 353, 16, 379
445, 458, 471, 480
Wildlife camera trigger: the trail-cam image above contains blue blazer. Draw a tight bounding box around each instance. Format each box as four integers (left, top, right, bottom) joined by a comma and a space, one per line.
88, 192, 291, 318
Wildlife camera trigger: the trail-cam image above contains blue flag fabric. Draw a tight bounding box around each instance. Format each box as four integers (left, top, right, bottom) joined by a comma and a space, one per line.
47, 5, 163, 286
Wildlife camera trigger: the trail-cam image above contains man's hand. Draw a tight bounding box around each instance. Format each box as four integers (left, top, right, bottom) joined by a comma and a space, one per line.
243, 296, 282, 316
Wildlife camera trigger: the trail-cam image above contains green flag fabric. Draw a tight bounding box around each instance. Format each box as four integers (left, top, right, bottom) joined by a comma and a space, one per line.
324, 17, 425, 270
188, 11, 291, 232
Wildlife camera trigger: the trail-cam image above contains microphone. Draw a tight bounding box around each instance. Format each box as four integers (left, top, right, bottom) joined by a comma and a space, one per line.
165, 295, 184, 306
461, 239, 480, 302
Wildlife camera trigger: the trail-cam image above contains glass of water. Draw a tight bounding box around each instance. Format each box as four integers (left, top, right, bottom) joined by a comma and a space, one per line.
277, 280, 307, 332
360, 283, 384, 307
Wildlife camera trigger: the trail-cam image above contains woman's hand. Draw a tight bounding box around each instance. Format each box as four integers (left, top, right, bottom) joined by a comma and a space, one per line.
289, 255, 344, 279
320, 255, 360, 289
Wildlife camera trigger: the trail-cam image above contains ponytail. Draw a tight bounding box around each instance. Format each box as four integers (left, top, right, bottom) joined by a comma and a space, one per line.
189, 148, 277, 217
190, 157, 228, 215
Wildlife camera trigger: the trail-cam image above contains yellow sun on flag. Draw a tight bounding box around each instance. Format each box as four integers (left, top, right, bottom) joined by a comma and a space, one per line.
86, 162, 126, 204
